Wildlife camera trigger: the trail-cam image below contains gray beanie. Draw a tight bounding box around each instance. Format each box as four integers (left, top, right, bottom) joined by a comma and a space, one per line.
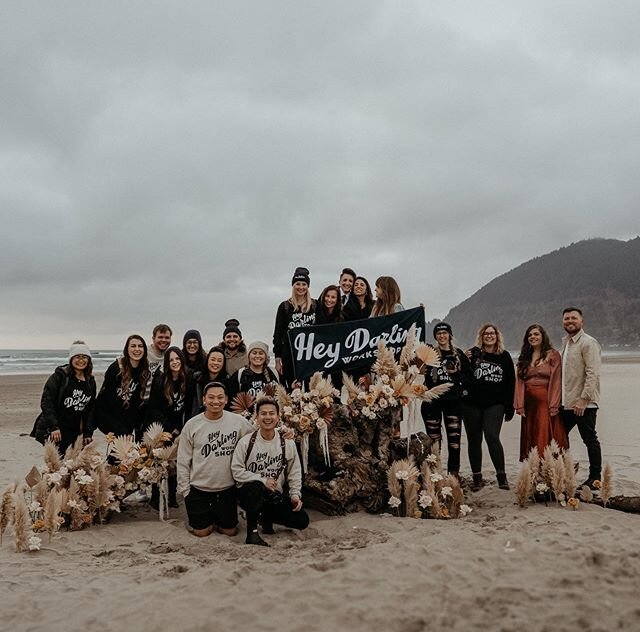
248, 341, 270, 364
69, 341, 91, 361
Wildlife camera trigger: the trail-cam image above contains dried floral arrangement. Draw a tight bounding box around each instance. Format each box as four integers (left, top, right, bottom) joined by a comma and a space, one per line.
341, 327, 451, 426
515, 440, 613, 510
277, 374, 338, 471
1, 424, 179, 553
387, 456, 472, 520
230, 384, 278, 420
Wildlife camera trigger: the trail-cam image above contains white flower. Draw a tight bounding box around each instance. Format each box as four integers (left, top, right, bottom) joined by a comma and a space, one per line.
379, 398, 388, 408
408, 365, 419, 377
430, 473, 443, 483
48, 472, 62, 485
382, 385, 394, 396
283, 406, 293, 416
63, 460, 74, 468
137, 467, 153, 483
291, 389, 302, 401
425, 454, 438, 464
310, 389, 320, 397
28, 501, 43, 513
357, 392, 367, 401
75, 468, 87, 480
460, 504, 472, 516
292, 415, 300, 424
68, 499, 80, 510
114, 475, 125, 487
90, 455, 103, 468
395, 469, 409, 481
388, 496, 402, 508
536, 483, 549, 493
418, 492, 433, 508
440, 486, 453, 498
58, 466, 69, 477
28, 534, 42, 551
388, 397, 397, 407
77, 475, 94, 486
152, 448, 163, 457
381, 375, 390, 384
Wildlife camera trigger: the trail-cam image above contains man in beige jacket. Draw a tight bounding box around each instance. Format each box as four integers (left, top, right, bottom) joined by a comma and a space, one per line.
560, 307, 602, 488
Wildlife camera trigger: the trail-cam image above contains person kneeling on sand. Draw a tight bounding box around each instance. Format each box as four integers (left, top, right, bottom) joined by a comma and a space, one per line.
176, 381, 255, 537
232, 397, 309, 546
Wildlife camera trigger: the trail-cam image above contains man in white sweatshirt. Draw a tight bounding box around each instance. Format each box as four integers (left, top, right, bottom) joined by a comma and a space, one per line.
232, 397, 308, 546
177, 381, 254, 537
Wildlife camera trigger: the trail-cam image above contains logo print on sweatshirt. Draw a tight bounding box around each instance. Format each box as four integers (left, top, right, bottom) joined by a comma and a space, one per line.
201, 429, 239, 459
288, 312, 316, 329
247, 450, 284, 479
63, 388, 92, 412
474, 361, 504, 383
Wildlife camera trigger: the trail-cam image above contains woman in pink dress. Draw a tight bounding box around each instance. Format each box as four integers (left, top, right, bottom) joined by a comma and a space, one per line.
515, 324, 568, 461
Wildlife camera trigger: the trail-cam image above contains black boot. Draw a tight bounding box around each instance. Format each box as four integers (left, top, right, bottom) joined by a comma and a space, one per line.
260, 515, 275, 535
246, 530, 270, 547
471, 473, 484, 492
497, 472, 510, 490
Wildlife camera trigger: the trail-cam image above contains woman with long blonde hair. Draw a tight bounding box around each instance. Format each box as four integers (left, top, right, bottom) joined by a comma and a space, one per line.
273, 267, 317, 389
463, 323, 515, 491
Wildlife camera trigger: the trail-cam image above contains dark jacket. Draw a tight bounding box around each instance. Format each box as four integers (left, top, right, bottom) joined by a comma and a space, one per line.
30, 365, 97, 444
464, 347, 515, 417
272, 299, 317, 359
227, 366, 280, 402
146, 371, 196, 435
425, 346, 471, 402
189, 370, 231, 419
343, 298, 372, 321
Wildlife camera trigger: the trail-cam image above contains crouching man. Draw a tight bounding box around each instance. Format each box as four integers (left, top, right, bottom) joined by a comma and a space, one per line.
232, 397, 309, 546
177, 381, 255, 537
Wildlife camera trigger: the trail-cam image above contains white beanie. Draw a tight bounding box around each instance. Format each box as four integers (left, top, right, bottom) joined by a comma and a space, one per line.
248, 341, 270, 364
69, 341, 92, 361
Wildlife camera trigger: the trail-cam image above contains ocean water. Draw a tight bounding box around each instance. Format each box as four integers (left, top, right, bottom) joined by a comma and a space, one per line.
0, 349, 120, 375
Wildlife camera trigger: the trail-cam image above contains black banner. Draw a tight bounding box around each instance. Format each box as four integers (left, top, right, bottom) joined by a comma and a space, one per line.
287, 307, 426, 380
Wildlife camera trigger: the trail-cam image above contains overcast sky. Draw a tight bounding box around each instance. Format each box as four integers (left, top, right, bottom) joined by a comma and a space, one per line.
1, 1, 639, 349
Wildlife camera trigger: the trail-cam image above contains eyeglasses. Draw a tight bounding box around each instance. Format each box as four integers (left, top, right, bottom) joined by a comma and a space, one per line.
483, 332, 496, 337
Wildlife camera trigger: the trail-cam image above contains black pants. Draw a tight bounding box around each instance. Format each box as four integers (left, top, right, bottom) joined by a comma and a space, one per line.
238, 481, 309, 531
463, 403, 506, 475
421, 400, 462, 474
561, 408, 601, 479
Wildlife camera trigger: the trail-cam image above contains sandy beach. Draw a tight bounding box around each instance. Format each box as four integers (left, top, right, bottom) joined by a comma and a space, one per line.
1, 368, 640, 632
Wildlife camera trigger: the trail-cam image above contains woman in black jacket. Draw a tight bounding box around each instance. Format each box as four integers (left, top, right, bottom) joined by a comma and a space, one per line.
95, 334, 151, 439
315, 285, 344, 325
463, 323, 515, 491
31, 341, 97, 455
343, 276, 374, 321
190, 346, 230, 417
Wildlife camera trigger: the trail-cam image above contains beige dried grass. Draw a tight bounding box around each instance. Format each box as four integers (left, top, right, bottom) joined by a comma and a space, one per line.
276, 384, 293, 410
541, 445, 555, 486
516, 460, 532, 507
421, 383, 452, 403
43, 489, 61, 542
372, 342, 400, 378
109, 436, 138, 463
143, 422, 170, 450
0, 483, 16, 545
63, 436, 84, 461
551, 456, 566, 503
399, 324, 417, 368
415, 344, 440, 368
562, 452, 577, 499
43, 441, 61, 472
601, 463, 613, 507
581, 485, 594, 502
72, 441, 101, 472
341, 373, 361, 402
404, 479, 420, 517
33, 479, 49, 508
12, 488, 30, 552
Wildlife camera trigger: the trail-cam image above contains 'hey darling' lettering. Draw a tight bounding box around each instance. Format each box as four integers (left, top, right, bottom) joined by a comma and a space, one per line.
201, 429, 239, 458
293, 324, 422, 369
63, 389, 92, 412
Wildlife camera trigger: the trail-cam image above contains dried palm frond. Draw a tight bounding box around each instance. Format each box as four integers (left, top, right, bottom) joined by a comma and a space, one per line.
143, 423, 171, 450
43, 489, 61, 542
44, 441, 61, 473
541, 446, 555, 486
109, 436, 138, 463
12, 488, 30, 552
276, 384, 293, 409
24, 466, 42, 489
404, 479, 420, 517
0, 483, 16, 545
231, 392, 255, 416
420, 383, 452, 403
372, 342, 400, 378
415, 344, 440, 368
581, 485, 594, 502
260, 383, 278, 398
318, 406, 335, 424
601, 463, 613, 507
562, 452, 577, 499
551, 456, 566, 503
63, 436, 84, 462
341, 373, 361, 402
72, 441, 101, 472
155, 441, 179, 461
399, 325, 417, 368
516, 460, 533, 507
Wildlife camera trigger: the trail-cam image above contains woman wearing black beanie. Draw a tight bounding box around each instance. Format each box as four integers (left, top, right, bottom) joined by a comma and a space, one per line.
273, 267, 317, 390
182, 329, 206, 373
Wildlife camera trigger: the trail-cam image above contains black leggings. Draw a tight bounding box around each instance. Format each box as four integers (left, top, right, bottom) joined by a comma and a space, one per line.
238, 481, 309, 532
421, 400, 462, 474
463, 403, 506, 475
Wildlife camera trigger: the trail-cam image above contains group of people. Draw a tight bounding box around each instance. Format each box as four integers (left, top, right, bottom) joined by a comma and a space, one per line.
30, 262, 603, 541
423, 308, 602, 492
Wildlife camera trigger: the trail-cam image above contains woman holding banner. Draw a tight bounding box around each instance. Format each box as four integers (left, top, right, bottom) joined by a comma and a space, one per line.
273, 267, 317, 390
371, 276, 404, 317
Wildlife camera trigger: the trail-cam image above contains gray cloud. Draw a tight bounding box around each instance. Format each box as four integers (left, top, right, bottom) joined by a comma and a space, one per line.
1, 1, 638, 348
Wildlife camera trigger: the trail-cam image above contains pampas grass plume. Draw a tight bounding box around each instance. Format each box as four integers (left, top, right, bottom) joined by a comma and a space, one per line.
0, 483, 16, 546
516, 460, 532, 507
399, 324, 417, 368
43, 489, 61, 542
562, 451, 577, 499
551, 456, 566, 503
542, 446, 554, 486
12, 488, 30, 552
404, 479, 420, 517
44, 441, 62, 473
601, 463, 613, 506
581, 485, 594, 503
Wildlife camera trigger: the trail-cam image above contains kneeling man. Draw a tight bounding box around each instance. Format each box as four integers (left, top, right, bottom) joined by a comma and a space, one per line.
177, 381, 254, 537
232, 397, 309, 546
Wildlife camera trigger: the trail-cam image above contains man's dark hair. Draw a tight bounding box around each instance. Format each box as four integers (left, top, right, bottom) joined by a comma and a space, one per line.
203, 381, 227, 396
562, 307, 583, 316
340, 267, 356, 280
153, 323, 173, 336
255, 396, 280, 415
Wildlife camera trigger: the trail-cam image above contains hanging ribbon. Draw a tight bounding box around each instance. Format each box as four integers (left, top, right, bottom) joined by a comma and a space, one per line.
301, 434, 309, 473
159, 476, 169, 521
317, 420, 331, 468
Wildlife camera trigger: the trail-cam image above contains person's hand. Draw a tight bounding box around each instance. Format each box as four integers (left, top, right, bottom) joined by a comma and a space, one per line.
264, 478, 278, 491
281, 426, 295, 440
516, 408, 525, 417
291, 495, 303, 511
464, 349, 472, 359
50, 429, 61, 443
572, 399, 587, 417
275, 358, 283, 375
550, 408, 559, 417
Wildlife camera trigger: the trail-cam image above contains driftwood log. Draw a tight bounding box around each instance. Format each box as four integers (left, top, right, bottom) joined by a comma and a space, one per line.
586, 495, 640, 514
302, 405, 433, 515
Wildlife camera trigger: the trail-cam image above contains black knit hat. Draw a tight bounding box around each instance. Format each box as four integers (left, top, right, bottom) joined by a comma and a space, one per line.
223, 318, 242, 338
291, 266, 310, 286
433, 322, 453, 338
182, 329, 203, 346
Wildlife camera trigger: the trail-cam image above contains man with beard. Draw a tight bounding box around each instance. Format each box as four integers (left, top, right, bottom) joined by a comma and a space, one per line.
148, 324, 172, 374
220, 319, 248, 377
560, 307, 602, 488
